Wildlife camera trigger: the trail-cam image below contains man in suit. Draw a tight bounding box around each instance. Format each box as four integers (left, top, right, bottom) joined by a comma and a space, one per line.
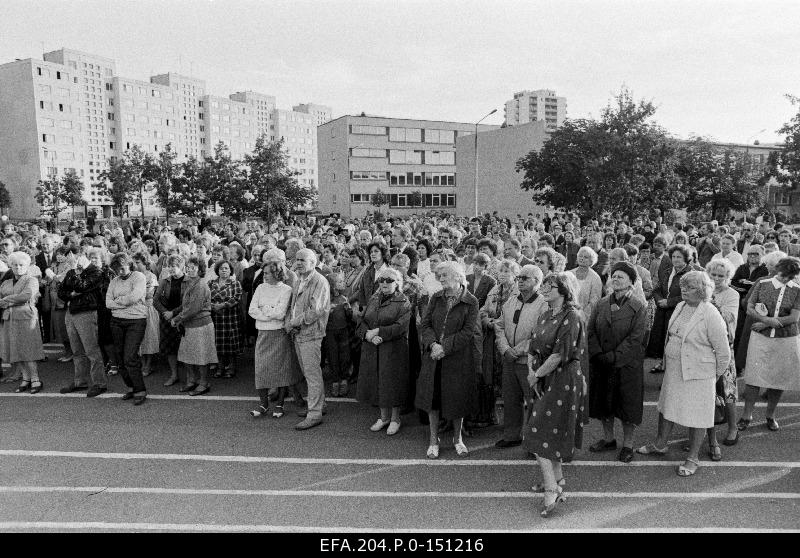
777, 229, 800, 257
34, 235, 57, 343
465, 253, 496, 308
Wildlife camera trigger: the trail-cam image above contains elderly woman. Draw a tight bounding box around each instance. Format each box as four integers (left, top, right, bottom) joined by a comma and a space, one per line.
106, 253, 148, 405
466, 253, 496, 309
731, 244, 768, 355
646, 245, 693, 373
153, 254, 187, 387
604, 247, 647, 302
480, 259, 520, 402
587, 262, 648, 463
208, 260, 243, 379
525, 272, 588, 517
356, 267, 412, 435
248, 260, 302, 418
568, 246, 603, 318
417, 261, 480, 458
705, 258, 740, 452
131, 252, 159, 377
171, 256, 218, 396
636, 271, 730, 477
1, 252, 45, 393
391, 253, 427, 413
735, 250, 787, 374
738, 257, 800, 433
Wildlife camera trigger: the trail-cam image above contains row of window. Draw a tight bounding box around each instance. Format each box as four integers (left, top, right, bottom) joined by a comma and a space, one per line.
350, 125, 457, 144
120, 83, 174, 100
349, 148, 455, 165
350, 193, 456, 208
350, 171, 456, 186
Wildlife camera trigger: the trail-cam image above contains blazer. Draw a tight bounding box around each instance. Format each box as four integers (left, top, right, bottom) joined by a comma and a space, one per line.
289, 269, 331, 342
0, 274, 39, 321
736, 238, 761, 254
494, 292, 548, 364
666, 301, 730, 381
465, 273, 496, 308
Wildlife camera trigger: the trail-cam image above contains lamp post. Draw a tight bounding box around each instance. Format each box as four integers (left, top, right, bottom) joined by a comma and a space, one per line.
474, 109, 497, 217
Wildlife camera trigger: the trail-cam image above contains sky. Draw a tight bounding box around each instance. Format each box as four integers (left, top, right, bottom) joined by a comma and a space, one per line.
2, 0, 798, 144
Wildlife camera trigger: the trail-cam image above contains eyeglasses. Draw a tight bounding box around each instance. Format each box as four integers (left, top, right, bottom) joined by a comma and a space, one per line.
534, 259, 546, 265
377, 277, 395, 284
515, 275, 532, 282
540, 283, 553, 292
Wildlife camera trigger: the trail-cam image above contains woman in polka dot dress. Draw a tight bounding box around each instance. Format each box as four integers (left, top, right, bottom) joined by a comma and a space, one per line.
524, 272, 589, 517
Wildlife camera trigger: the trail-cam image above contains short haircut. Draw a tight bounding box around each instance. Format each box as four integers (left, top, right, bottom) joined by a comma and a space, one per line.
498, 259, 521, 276
667, 244, 691, 263
109, 252, 133, 272
576, 246, 598, 266
518, 264, 543, 285
264, 260, 286, 283
214, 259, 234, 276
472, 253, 490, 267
7, 251, 31, 267
622, 243, 639, 258
167, 254, 186, 268
704, 258, 735, 281
435, 261, 467, 287
542, 272, 580, 308
774, 256, 800, 279
477, 238, 498, 256
391, 253, 410, 269
680, 270, 714, 302
366, 240, 390, 264
375, 265, 404, 291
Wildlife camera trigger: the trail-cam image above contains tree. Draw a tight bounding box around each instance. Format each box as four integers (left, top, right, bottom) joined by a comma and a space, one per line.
409, 190, 423, 209
371, 188, 389, 209
96, 145, 154, 218
34, 170, 84, 222
172, 156, 212, 219
678, 138, 764, 220
764, 94, 800, 197
0, 180, 11, 215
242, 135, 313, 222
150, 143, 180, 221
516, 87, 684, 219
96, 158, 132, 217
61, 169, 85, 218
205, 141, 246, 220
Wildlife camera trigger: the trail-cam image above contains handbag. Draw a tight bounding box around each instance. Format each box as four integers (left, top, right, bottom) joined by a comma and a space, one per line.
714, 395, 726, 425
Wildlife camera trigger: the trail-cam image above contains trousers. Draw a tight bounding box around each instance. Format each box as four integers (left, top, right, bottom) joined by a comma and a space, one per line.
65, 311, 106, 388
294, 338, 325, 420
110, 317, 147, 395
501, 359, 531, 442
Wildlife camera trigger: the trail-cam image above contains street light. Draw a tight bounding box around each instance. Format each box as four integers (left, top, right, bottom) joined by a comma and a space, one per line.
474, 109, 497, 217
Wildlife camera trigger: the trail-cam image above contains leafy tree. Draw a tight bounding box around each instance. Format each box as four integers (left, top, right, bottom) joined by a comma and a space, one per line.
764, 94, 800, 197
409, 190, 423, 209
172, 156, 212, 219
0, 180, 11, 214
150, 143, 180, 221
204, 141, 246, 220
35, 170, 84, 221
96, 145, 154, 218
61, 169, 85, 218
517, 87, 683, 219
678, 138, 763, 220
96, 158, 132, 217
371, 188, 389, 209
242, 135, 313, 222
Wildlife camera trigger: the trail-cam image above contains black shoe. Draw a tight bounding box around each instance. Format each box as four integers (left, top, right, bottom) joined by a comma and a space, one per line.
133, 395, 147, 406
618, 447, 635, 463
495, 439, 522, 449
722, 431, 739, 446
86, 386, 107, 398
649, 365, 664, 374
589, 439, 618, 452
60, 383, 88, 394
121, 392, 134, 401
766, 417, 780, 431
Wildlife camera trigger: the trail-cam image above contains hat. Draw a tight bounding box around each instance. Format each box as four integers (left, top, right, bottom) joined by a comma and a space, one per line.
610, 261, 638, 284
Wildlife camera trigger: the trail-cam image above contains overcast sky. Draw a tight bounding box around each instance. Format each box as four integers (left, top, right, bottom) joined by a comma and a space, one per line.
2, 0, 798, 143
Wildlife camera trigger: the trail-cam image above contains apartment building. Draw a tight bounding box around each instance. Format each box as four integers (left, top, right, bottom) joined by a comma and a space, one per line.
504, 89, 567, 132
317, 115, 498, 217
0, 48, 330, 219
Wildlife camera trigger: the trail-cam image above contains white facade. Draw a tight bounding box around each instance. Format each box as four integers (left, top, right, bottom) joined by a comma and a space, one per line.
504, 89, 566, 132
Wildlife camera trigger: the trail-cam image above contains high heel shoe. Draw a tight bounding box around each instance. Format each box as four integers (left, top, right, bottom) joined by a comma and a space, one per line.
30, 381, 43, 394
540, 489, 566, 518
15, 380, 31, 393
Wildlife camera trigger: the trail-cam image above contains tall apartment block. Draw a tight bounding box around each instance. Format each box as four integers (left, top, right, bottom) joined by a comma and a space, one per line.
503, 89, 566, 132
0, 48, 329, 219
317, 115, 498, 217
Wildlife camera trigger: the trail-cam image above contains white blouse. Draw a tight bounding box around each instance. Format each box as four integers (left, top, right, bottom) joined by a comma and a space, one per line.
248, 281, 292, 330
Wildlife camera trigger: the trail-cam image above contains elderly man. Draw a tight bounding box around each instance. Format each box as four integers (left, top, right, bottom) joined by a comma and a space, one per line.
289, 248, 331, 430
494, 265, 548, 448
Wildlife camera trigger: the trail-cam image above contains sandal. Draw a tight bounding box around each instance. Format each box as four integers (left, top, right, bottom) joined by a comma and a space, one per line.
677, 457, 700, 476
30, 381, 43, 394
635, 443, 668, 456
540, 489, 567, 518
272, 405, 285, 419
709, 445, 722, 461
426, 438, 441, 459
736, 417, 752, 431
249, 405, 269, 418
532, 478, 565, 493
15, 380, 31, 393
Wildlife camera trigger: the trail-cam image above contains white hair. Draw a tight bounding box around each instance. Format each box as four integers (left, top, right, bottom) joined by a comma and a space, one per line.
8, 251, 31, 267
577, 245, 598, 267
762, 250, 787, 272
295, 248, 317, 267
435, 261, 467, 288
375, 266, 404, 291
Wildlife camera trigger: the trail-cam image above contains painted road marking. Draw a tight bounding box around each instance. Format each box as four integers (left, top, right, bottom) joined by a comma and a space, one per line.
0, 521, 795, 533
0, 485, 797, 499
0, 392, 796, 407
1, 449, 799, 468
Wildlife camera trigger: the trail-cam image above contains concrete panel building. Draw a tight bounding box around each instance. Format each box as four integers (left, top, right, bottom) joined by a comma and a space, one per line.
504, 89, 566, 132
273, 108, 319, 189
293, 102, 333, 127
455, 121, 551, 217
317, 115, 498, 217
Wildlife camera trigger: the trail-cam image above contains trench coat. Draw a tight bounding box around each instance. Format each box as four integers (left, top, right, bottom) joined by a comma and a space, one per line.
587, 293, 648, 424
356, 290, 412, 407
415, 287, 481, 419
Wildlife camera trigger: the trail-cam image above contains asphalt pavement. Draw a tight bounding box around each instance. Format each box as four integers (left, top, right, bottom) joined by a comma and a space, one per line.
0, 345, 798, 532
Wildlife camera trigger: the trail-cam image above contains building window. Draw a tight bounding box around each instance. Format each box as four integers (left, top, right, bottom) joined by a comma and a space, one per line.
389, 150, 422, 164
351, 171, 387, 181
351, 148, 386, 158
350, 125, 386, 135
389, 128, 422, 142
42, 118, 55, 127
389, 172, 423, 186
108, 113, 116, 121
350, 194, 370, 203
775, 190, 791, 205
424, 129, 455, 144
424, 172, 456, 186
39, 84, 51, 95
425, 151, 455, 165
42, 133, 54, 143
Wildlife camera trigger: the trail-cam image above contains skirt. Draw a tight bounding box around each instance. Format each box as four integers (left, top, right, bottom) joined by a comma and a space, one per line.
139, 304, 160, 356
744, 333, 800, 391
0, 316, 45, 363
657, 339, 715, 429
177, 323, 219, 366
254, 329, 302, 389
159, 316, 181, 355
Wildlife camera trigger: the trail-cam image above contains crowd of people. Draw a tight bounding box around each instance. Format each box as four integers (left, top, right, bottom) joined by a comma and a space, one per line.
1, 209, 799, 517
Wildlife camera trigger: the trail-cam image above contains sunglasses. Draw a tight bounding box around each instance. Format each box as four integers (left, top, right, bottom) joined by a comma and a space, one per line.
377, 277, 395, 284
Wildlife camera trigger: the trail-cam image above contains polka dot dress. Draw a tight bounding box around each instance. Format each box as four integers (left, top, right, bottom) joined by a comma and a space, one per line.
522, 307, 589, 463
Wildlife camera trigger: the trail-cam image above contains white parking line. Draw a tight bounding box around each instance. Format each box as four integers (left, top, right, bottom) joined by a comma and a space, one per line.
0, 521, 794, 533
0, 485, 798, 499
1, 449, 798, 468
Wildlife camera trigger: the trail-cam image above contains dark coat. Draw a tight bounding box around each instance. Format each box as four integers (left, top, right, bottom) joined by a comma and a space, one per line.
647, 264, 691, 358
465, 273, 496, 308
355, 263, 382, 309
415, 287, 481, 419
587, 294, 647, 424
356, 290, 412, 407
